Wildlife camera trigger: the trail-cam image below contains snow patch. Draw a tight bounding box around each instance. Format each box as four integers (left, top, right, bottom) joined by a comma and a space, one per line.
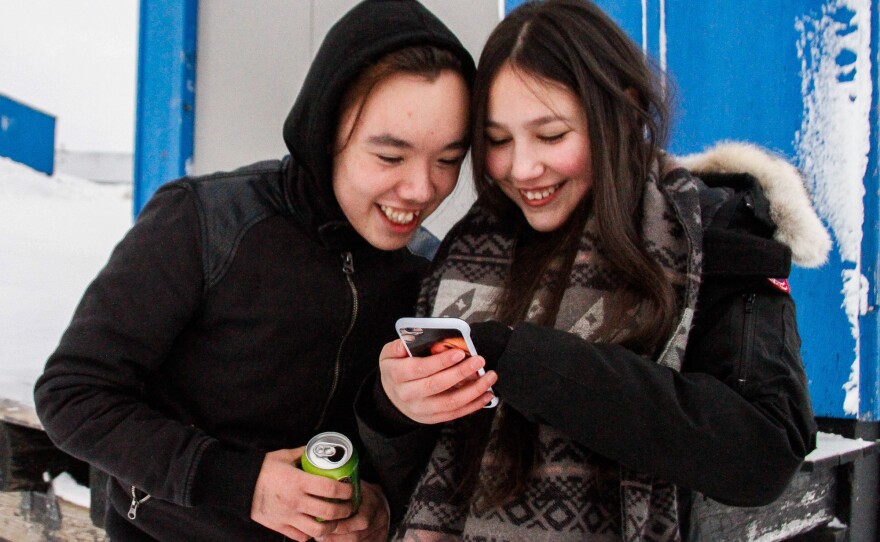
0, 157, 131, 406
795, 0, 871, 416
50, 472, 91, 508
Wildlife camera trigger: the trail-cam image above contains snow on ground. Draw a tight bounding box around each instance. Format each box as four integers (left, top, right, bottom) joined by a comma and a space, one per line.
0, 156, 132, 408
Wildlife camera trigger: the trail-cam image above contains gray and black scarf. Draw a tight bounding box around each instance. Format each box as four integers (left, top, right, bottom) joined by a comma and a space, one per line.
396, 165, 704, 542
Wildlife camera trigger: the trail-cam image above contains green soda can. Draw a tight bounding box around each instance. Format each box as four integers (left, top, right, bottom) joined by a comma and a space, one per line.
301, 431, 361, 517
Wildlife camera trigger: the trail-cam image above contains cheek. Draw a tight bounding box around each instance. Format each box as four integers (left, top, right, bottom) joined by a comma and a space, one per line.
553, 141, 591, 179
435, 169, 460, 199
332, 154, 369, 217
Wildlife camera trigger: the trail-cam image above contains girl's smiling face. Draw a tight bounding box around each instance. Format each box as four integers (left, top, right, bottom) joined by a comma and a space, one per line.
484, 64, 592, 233
332, 71, 470, 251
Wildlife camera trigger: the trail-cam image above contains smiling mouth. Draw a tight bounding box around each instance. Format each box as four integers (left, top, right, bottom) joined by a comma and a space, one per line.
380, 205, 421, 225
519, 182, 563, 202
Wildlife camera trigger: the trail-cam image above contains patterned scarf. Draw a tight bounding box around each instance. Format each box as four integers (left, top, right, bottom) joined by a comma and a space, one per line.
396, 166, 704, 542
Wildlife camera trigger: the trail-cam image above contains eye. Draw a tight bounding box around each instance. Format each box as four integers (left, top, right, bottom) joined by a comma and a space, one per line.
377, 155, 403, 164
438, 154, 465, 166
538, 132, 567, 143
486, 136, 511, 147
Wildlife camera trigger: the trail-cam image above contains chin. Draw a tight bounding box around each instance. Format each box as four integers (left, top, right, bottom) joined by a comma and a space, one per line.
363, 233, 410, 251
524, 216, 563, 233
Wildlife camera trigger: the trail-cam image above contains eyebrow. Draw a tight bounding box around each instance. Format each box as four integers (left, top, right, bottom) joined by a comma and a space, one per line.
486, 115, 568, 129
367, 133, 469, 151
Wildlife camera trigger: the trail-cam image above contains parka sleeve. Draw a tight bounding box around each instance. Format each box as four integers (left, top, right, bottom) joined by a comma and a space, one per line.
33, 184, 264, 514
355, 369, 440, 523
490, 278, 817, 507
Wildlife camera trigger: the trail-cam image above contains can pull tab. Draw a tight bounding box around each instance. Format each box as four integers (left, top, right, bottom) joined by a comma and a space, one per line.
313, 443, 346, 463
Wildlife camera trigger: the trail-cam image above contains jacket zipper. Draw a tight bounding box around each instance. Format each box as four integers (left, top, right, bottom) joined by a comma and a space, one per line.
128, 485, 151, 520
314, 251, 359, 430
738, 293, 757, 390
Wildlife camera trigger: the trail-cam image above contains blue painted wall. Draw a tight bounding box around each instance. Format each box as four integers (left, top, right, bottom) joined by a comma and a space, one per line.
0, 94, 55, 175
505, 0, 878, 420
133, 0, 198, 215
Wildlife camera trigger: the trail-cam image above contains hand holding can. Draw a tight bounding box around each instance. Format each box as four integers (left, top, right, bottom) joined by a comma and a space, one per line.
300, 432, 361, 519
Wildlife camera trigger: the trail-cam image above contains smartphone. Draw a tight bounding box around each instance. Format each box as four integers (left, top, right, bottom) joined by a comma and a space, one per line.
395, 317, 499, 408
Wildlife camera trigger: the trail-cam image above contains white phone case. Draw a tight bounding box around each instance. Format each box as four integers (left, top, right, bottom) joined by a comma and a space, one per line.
395, 317, 499, 408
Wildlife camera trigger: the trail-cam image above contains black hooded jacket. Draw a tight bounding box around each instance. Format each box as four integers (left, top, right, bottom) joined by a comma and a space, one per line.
33, 1, 474, 540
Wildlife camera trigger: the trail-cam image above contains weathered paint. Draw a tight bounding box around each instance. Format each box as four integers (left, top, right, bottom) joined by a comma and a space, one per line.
133, 0, 198, 216
0, 95, 55, 176
504, 0, 879, 420
795, 1, 872, 418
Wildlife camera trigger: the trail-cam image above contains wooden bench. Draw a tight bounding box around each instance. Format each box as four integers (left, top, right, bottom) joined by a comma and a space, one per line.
1, 398, 876, 542
686, 431, 879, 541
0, 398, 106, 541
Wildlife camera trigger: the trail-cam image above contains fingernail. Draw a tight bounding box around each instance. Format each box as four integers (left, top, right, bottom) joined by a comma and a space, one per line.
453, 349, 467, 362
470, 357, 484, 370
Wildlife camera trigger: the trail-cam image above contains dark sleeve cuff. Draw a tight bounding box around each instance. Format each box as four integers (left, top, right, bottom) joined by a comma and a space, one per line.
469, 320, 512, 372
358, 369, 423, 437
191, 441, 266, 518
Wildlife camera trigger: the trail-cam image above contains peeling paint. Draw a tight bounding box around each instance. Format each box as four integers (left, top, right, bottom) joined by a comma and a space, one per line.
795, 0, 871, 416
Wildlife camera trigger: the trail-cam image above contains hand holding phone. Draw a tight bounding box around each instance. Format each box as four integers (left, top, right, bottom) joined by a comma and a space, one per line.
395, 317, 499, 408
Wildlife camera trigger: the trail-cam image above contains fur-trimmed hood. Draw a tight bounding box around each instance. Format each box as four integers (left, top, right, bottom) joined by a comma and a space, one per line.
678, 141, 832, 268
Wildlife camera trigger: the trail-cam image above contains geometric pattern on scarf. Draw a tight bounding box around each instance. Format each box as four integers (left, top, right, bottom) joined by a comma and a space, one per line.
397, 424, 623, 542
404, 166, 703, 542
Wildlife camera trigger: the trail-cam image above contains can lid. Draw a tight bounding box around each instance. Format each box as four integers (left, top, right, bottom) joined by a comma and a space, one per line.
305, 432, 352, 470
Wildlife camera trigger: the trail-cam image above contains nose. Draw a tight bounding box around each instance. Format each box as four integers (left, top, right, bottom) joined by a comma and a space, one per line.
510, 143, 544, 182
397, 162, 435, 204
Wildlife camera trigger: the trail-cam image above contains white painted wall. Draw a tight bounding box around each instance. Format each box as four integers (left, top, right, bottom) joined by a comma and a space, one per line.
192, 0, 499, 238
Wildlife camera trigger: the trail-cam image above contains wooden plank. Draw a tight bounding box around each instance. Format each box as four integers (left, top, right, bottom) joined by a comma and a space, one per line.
802, 431, 880, 472
0, 399, 41, 431
0, 490, 106, 542
0, 422, 89, 492
688, 468, 836, 542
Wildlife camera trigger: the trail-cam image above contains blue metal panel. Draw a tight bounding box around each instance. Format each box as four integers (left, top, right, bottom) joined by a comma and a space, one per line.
664, 2, 805, 156
505, 0, 524, 14
592, 1, 646, 55
133, 0, 198, 215
0, 94, 55, 175
860, 1, 880, 421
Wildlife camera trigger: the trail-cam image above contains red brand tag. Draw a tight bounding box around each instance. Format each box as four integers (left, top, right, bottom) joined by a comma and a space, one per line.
768, 278, 791, 293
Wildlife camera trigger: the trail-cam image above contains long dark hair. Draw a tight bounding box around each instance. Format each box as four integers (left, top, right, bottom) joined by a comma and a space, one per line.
461, 0, 677, 507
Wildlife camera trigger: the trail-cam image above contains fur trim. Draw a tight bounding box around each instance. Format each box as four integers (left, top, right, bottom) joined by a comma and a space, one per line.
678, 141, 831, 268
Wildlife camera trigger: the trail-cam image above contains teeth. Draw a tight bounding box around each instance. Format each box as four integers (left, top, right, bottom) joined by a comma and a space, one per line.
380, 205, 420, 225
520, 184, 559, 201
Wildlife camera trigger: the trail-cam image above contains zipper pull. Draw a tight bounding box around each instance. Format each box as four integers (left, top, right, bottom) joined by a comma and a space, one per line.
128, 485, 151, 520
128, 495, 140, 520
341, 251, 354, 275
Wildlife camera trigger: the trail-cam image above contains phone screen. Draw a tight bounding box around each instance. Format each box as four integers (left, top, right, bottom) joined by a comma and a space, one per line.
397, 326, 474, 358
395, 317, 498, 408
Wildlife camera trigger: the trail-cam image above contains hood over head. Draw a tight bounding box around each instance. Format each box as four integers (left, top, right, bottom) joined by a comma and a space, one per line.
281, 0, 475, 246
